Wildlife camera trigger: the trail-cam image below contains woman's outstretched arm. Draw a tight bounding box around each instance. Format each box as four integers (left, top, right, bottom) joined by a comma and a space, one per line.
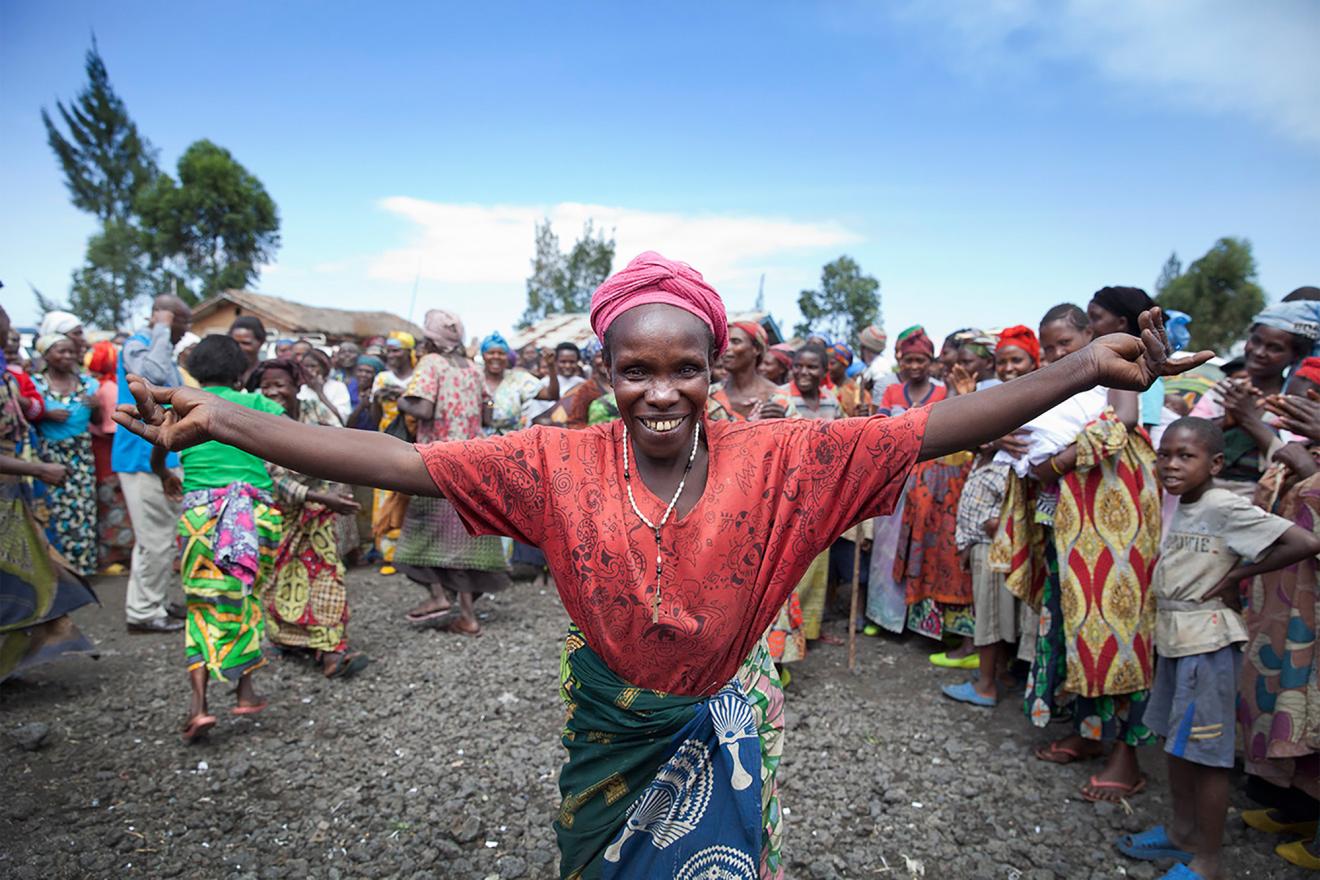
112, 376, 440, 496
920, 309, 1213, 461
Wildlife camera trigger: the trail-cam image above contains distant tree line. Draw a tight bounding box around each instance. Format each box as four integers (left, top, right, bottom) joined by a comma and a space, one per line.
37, 39, 279, 329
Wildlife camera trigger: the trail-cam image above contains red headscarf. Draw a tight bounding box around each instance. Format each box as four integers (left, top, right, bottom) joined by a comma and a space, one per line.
87, 340, 118, 385
995, 325, 1040, 365
768, 343, 794, 372
1294, 356, 1320, 386
730, 320, 768, 352
590, 252, 729, 355
894, 326, 934, 359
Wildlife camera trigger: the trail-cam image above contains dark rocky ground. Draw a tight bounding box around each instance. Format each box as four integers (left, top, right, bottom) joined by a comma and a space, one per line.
1, 569, 1308, 879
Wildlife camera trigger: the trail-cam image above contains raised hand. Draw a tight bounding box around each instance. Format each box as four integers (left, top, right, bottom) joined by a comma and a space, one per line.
112, 374, 225, 451
1265, 392, 1320, 443
1090, 308, 1214, 392
947, 364, 977, 397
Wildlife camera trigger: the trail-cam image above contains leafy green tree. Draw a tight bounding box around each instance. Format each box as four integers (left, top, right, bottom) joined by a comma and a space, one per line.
795, 256, 881, 344
41, 39, 159, 327
1155, 252, 1182, 297
139, 140, 281, 303
519, 219, 615, 327
1155, 237, 1264, 354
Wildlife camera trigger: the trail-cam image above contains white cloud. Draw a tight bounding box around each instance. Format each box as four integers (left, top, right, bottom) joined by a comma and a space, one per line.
368, 198, 860, 288
350, 198, 860, 331
894, 0, 1320, 147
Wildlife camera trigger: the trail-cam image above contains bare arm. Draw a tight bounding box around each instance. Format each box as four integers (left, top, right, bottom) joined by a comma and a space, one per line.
397, 395, 435, 421
1205, 524, 1320, 608
114, 377, 441, 497
0, 452, 67, 485
535, 370, 560, 401
122, 324, 181, 387
920, 310, 1212, 461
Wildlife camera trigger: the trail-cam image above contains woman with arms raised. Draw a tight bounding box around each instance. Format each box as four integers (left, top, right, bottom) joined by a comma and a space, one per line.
116, 252, 1208, 880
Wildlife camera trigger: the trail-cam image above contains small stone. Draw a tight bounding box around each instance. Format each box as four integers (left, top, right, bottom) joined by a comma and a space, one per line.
12, 722, 50, 751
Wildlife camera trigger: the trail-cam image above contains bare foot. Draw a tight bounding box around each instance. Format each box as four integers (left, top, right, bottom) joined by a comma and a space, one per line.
1080, 747, 1146, 802
440, 617, 481, 637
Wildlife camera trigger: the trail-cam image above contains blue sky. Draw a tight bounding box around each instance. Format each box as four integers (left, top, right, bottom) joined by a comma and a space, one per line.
3, 1, 1318, 347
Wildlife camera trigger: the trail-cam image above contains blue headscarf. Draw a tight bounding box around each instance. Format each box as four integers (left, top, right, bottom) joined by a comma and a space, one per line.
480, 332, 512, 355
356, 354, 387, 372
1253, 301, 1320, 355
582, 339, 603, 360
1163, 310, 1191, 352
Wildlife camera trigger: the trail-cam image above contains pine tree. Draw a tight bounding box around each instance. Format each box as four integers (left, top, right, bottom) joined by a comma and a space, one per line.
795, 256, 881, 345
519, 220, 615, 327
41, 39, 160, 328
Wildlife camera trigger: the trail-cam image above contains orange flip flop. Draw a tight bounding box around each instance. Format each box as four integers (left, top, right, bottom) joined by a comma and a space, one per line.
181, 714, 218, 743
1081, 774, 1147, 803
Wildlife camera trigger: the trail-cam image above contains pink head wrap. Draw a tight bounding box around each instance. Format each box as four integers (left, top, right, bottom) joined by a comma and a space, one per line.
423, 309, 465, 352
589, 251, 729, 355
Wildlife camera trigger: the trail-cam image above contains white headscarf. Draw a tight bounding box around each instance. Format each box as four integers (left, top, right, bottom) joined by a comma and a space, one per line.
174, 332, 201, 357
39, 310, 82, 337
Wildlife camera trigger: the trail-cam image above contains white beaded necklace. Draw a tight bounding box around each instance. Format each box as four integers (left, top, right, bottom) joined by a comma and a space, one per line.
621, 419, 702, 623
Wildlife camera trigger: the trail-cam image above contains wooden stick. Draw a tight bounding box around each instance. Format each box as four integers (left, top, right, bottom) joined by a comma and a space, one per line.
848, 530, 862, 672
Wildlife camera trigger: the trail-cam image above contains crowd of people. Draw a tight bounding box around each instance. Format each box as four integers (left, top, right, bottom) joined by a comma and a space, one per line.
3, 262, 1320, 878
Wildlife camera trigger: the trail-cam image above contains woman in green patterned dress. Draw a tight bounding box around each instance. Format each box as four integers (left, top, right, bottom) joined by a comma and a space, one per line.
152, 336, 285, 742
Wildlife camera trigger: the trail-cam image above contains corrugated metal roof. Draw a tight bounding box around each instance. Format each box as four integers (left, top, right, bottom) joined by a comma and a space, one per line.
192, 290, 426, 339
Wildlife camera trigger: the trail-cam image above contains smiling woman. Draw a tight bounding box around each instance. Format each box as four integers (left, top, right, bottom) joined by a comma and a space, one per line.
113, 251, 1210, 880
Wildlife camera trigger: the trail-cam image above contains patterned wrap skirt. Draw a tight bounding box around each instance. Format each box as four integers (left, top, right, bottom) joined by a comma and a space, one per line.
555, 627, 785, 880
37, 434, 98, 577
267, 501, 349, 653
0, 476, 98, 682
178, 484, 282, 683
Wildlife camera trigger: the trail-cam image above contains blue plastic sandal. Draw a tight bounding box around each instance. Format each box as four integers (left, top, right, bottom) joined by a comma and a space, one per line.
940, 680, 997, 707
1115, 826, 1193, 864
1158, 864, 1203, 879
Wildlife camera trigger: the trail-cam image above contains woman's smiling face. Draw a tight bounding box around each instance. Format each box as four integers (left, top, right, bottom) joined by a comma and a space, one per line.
606, 304, 714, 462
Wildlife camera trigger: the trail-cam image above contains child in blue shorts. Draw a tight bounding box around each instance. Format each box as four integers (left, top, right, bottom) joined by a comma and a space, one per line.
1116, 417, 1320, 880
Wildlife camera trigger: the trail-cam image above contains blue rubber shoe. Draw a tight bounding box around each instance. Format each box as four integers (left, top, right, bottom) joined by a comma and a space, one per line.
1157, 864, 1203, 879
1115, 826, 1194, 864
940, 680, 997, 707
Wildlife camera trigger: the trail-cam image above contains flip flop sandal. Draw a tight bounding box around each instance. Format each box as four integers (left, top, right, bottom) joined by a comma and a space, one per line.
1115, 826, 1194, 864
231, 700, 269, 716
439, 619, 481, 638
1276, 839, 1320, 870
1242, 808, 1319, 836
181, 714, 218, 743
1033, 740, 1100, 764
405, 606, 454, 623
929, 651, 980, 669
1081, 773, 1148, 803
1157, 864, 1204, 879
324, 652, 369, 679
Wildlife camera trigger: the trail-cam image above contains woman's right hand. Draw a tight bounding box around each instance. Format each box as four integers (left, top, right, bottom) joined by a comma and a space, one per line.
43, 407, 71, 424
35, 462, 68, 486
1217, 379, 1264, 425
113, 375, 221, 451
992, 429, 1030, 459
1266, 392, 1320, 443
325, 493, 361, 516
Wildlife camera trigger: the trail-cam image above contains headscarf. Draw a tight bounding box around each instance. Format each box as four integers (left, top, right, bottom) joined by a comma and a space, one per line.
422, 309, 465, 352
846, 361, 865, 379
356, 354, 387, 373
247, 357, 306, 393
276, 338, 295, 347
35, 334, 66, 356
806, 331, 835, 347
589, 251, 729, 355
958, 330, 996, 361
1090, 286, 1156, 336
995, 325, 1041, 365
480, 332, 512, 355
582, 339, 603, 361
1164, 310, 1192, 352
1253, 301, 1320, 354
1294, 357, 1320, 387
894, 325, 934, 359
39, 310, 82, 337
827, 341, 854, 367
388, 331, 416, 350
767, 343, 794, 373
88, 340, 118, 381
858, 324, 886, 353
731, 320, 768, 352
174, 331, 200, 357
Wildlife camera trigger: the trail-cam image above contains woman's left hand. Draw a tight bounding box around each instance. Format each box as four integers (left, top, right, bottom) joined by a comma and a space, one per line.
1089, 308, 1214, 391
1265, 392, 1320, 443
946, 364, 977, 397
